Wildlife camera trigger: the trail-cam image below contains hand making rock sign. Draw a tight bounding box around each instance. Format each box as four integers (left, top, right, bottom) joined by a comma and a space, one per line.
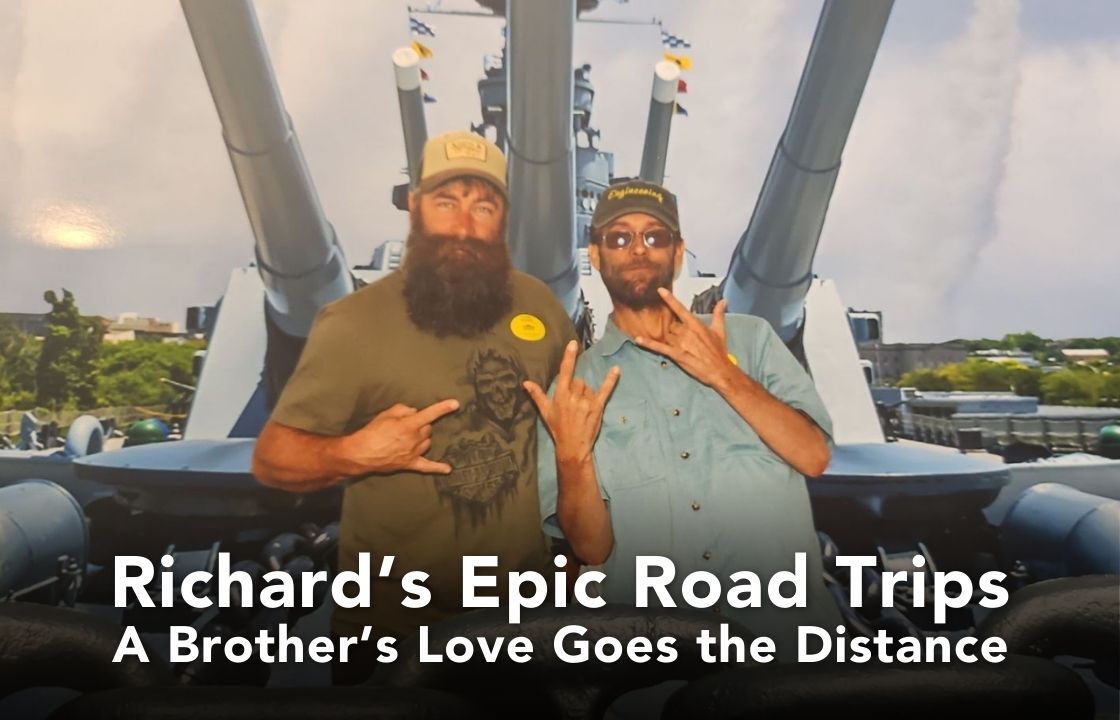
251, 397, 461, 493
523, 340, 620, 565
523, 340, 621, 465
636, 287, 830, 477
634, 289, 739, 392
344, 399, 462, 475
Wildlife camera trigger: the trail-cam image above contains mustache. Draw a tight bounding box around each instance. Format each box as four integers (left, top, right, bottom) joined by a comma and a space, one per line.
427, 234, 488, 249
620, 260, 659, 271
423, 235, 487, 262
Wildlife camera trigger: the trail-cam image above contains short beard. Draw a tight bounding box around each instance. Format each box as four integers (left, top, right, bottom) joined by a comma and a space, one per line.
599, 254, 676, 310
402, 216, 513, 338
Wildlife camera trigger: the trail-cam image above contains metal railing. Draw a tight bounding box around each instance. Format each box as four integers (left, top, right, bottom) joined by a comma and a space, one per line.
903, 413, 1119, 453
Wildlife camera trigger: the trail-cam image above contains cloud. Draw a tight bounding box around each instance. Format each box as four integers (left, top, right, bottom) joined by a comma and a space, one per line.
818, 0, 1023, 341
961, 41, 1120, 339
1, 0, 419, 319
4, 0, 251, 317
817, 0, 1119, 341
0, 0, 1116, 344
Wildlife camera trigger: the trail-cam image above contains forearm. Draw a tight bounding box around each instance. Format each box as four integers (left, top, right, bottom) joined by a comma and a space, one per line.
252, 421, 367, 493
555, 457, 614, 565
715, 372, 831, 477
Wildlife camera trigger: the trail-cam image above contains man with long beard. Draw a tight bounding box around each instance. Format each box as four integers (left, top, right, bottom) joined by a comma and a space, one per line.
252, 131, 576, 682
526, 179, 842, 660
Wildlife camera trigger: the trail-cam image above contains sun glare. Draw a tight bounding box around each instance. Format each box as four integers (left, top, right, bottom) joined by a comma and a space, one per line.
29, 203, 118, 250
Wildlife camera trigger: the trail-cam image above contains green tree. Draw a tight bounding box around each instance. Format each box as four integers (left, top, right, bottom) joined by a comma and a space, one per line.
1036, 341, 1063, 363
939, 362, 974, 390
0, 320, 40, 409
1002, 331, 1046, 353
1040, 369, 1100, 406
899, 359, 1044, 398
898, 368, 953, 390
1007, 366, 1042, 398
1099, 373, 1120, 408
960, 359, 1013, 391
35, 289, 103, 409
95, 339, 203, 408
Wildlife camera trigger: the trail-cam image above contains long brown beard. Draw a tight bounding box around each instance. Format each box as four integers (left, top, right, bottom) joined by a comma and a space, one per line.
402, 216, 513, 338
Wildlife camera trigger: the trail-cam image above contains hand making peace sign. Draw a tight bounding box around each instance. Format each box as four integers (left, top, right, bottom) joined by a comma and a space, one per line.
635, 289, 739, 391
524, 340, 621, 467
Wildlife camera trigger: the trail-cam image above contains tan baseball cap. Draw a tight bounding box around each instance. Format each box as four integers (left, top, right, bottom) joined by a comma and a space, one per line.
416, 131, 508, 199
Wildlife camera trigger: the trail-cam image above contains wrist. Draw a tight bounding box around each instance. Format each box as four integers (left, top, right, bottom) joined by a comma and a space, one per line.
713, 363, 756, 397
556, 452, 594, 473
333, 433, 381, 475
710, 362, 741, 394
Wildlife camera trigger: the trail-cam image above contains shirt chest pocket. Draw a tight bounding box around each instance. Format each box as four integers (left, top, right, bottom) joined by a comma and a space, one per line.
595, 399, 666, 491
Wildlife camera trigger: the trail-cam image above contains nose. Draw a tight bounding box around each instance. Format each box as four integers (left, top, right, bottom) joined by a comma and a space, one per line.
451, 208, 475, 240
628, 235, 649, 257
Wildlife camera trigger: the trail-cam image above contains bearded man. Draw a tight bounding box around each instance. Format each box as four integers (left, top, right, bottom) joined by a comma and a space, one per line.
527, 179, 842, 660
252, 131, 576, 681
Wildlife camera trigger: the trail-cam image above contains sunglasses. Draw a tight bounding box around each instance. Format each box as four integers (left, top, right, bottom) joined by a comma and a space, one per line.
598, 227, 676, 251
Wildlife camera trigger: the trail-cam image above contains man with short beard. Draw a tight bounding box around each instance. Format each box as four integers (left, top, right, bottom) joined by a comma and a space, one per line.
252, 131, 576, 682
527, 179, 842, 659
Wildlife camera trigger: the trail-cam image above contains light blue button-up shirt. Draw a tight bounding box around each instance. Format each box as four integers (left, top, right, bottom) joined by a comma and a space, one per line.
538, 313, 842, 656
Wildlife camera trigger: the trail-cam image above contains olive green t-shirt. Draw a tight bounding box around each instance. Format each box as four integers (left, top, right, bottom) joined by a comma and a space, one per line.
269, 270, 576, 638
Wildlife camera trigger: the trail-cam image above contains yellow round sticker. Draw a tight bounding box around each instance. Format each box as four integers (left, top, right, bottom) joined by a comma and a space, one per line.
727, 353, 739, 366
510, 313, 546, 342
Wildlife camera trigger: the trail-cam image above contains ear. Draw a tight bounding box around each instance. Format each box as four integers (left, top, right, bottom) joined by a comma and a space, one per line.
673, 237, 686, 279
589, 242, 602, 273
407, 191, 418, 213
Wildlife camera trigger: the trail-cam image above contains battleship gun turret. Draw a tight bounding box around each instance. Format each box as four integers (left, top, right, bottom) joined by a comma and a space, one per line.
180, 0, 357, 432
505, 0, 582, 321
181, 0, 353, 343
720, 0, 893, 343
57, 1, 352, 552
678, 0, 1018, 576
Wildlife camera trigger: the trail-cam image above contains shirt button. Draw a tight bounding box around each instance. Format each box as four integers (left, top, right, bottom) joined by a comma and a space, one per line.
671, 408, 681, 417
680, 451, 690, 459
702, 551, 712, 561
660, 360, 668, 369
691, 501, 701, 511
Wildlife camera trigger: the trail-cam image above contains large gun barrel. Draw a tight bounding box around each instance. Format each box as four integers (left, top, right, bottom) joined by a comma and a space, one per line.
723, 0, 892, 341
639, 61, 682, 186
393, 47, 429, 185
505, 0, 581, 319
181, 0, 352, 339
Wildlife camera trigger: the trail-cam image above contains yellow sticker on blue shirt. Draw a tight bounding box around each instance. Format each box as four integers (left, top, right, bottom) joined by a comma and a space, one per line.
510, 313, 546, 342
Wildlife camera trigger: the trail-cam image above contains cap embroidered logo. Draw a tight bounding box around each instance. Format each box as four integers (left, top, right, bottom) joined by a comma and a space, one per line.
445, 137, 487, 161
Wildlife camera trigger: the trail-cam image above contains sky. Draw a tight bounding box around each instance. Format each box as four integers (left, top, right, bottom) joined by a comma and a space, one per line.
0, 0, 1117, 343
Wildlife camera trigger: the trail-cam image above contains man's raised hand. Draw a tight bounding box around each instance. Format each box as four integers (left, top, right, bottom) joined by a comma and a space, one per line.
345, 399, 460, 475
634, 290, 739, 391
524, 340, 620, 467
